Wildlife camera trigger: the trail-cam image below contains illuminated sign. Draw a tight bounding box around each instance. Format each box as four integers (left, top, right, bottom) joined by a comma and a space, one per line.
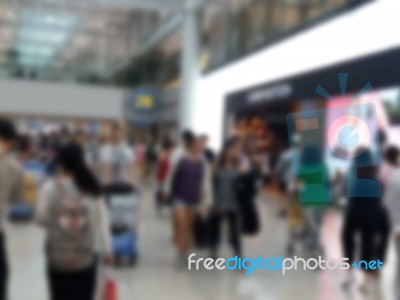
247, 84, 292, 104
135, 94, 154, 109
125, 87, 158, 126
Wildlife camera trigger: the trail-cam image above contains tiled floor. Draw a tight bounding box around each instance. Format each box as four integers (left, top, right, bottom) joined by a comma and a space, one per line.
5, 188, 398, 300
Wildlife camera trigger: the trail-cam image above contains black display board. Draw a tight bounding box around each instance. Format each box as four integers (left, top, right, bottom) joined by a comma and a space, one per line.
225, 47, 400, 116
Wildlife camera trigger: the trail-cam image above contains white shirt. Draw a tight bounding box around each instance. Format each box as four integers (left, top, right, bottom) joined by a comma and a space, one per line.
100, 142, 135, 184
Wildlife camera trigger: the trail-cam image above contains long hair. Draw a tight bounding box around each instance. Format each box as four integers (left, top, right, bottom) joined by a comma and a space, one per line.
57, 143, 101, 198
216, 138, 239, 170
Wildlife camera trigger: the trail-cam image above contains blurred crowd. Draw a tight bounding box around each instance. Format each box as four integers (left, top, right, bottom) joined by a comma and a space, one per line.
1, 117, 400, 299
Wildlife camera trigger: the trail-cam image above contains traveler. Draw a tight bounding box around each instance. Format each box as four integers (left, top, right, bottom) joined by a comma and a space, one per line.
164, 135, 212, 269
383, 146, 400, 298
199, 134, 215, 164
99, 126, 135, 185
36, 143, 112, 300
209, 140, 241, 258
155, 138, 174, 213
342, 150, 389, 295
0, 119, 23, 300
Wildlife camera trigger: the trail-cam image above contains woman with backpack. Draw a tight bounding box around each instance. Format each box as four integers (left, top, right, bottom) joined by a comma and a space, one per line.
36, 143, 112, 300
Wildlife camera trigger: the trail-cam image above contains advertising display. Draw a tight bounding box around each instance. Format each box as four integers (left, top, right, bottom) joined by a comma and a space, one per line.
225, 48, 400, 179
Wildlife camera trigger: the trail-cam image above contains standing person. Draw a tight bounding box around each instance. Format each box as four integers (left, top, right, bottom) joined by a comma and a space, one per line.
209, 140, 241, 258
59, 127, 72, 147
36, 143, 112, 300
164, 136, 212, 269
275, 147, 293, 217
0, 119, 23, 300
45, 132, 62, 177
134, 138, 146, 179
99, 126, 135, 186
163, 130, 195, 245
235, 144, 260, 236
144, 137, 159, 184
275, 134, 301, 217
155, 138, 174, 213
162, 131, 196, 199
199, 134, 215, 164
194, 134, 215, 248
383, 146, 400, 298
84, 133, 101, 173
342, 150, 389, 295
169, 130, 195, 166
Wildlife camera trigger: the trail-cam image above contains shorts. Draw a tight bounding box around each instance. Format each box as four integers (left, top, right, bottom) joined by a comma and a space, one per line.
173, 198, 199, 211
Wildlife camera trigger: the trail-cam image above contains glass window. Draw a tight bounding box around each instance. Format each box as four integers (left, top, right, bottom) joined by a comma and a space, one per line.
201, 0, 372, 72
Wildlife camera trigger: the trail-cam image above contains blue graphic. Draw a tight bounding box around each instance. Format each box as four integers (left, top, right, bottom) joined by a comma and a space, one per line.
339, 126, 360, 148
287, 73, 382, 204
315, 85, 331, 100
351, 260, 383, 271
338, 73, 348, 100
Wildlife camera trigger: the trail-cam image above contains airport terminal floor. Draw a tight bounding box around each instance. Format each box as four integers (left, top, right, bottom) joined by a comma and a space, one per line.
5, 183, 397, 300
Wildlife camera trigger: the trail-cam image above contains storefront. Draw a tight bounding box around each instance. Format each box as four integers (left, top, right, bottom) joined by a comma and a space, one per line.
192, 0, 400, 150
224, 47, 400, 168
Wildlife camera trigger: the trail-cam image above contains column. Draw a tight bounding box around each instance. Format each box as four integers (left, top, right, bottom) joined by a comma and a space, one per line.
179, 0, 200, 131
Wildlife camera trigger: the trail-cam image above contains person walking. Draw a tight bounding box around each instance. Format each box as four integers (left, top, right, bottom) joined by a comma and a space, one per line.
164, 135, 212, 269
0, 119, 23, 300
199, 134, 215, 164
209, 140, 241, 258
155, 138, 174, 213
235, 145, 260, 236
145, 137, 159, 184
383, 146, 400, 298
342, 150, 390, 295
36, 143, 112, 300
99, 126, 135, 186
163, 130, 194, 245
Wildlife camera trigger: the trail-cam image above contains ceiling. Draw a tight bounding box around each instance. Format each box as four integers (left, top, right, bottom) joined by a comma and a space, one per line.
0, 0, 192, 82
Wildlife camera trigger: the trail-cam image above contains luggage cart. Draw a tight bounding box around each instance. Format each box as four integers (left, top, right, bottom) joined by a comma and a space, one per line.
105, 184, 139, 266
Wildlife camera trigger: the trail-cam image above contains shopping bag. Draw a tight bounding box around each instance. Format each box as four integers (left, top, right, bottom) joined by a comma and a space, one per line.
102, 272, 118, 300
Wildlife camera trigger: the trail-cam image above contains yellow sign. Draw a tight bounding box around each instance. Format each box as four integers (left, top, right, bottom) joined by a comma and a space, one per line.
135, 94, 154, 109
